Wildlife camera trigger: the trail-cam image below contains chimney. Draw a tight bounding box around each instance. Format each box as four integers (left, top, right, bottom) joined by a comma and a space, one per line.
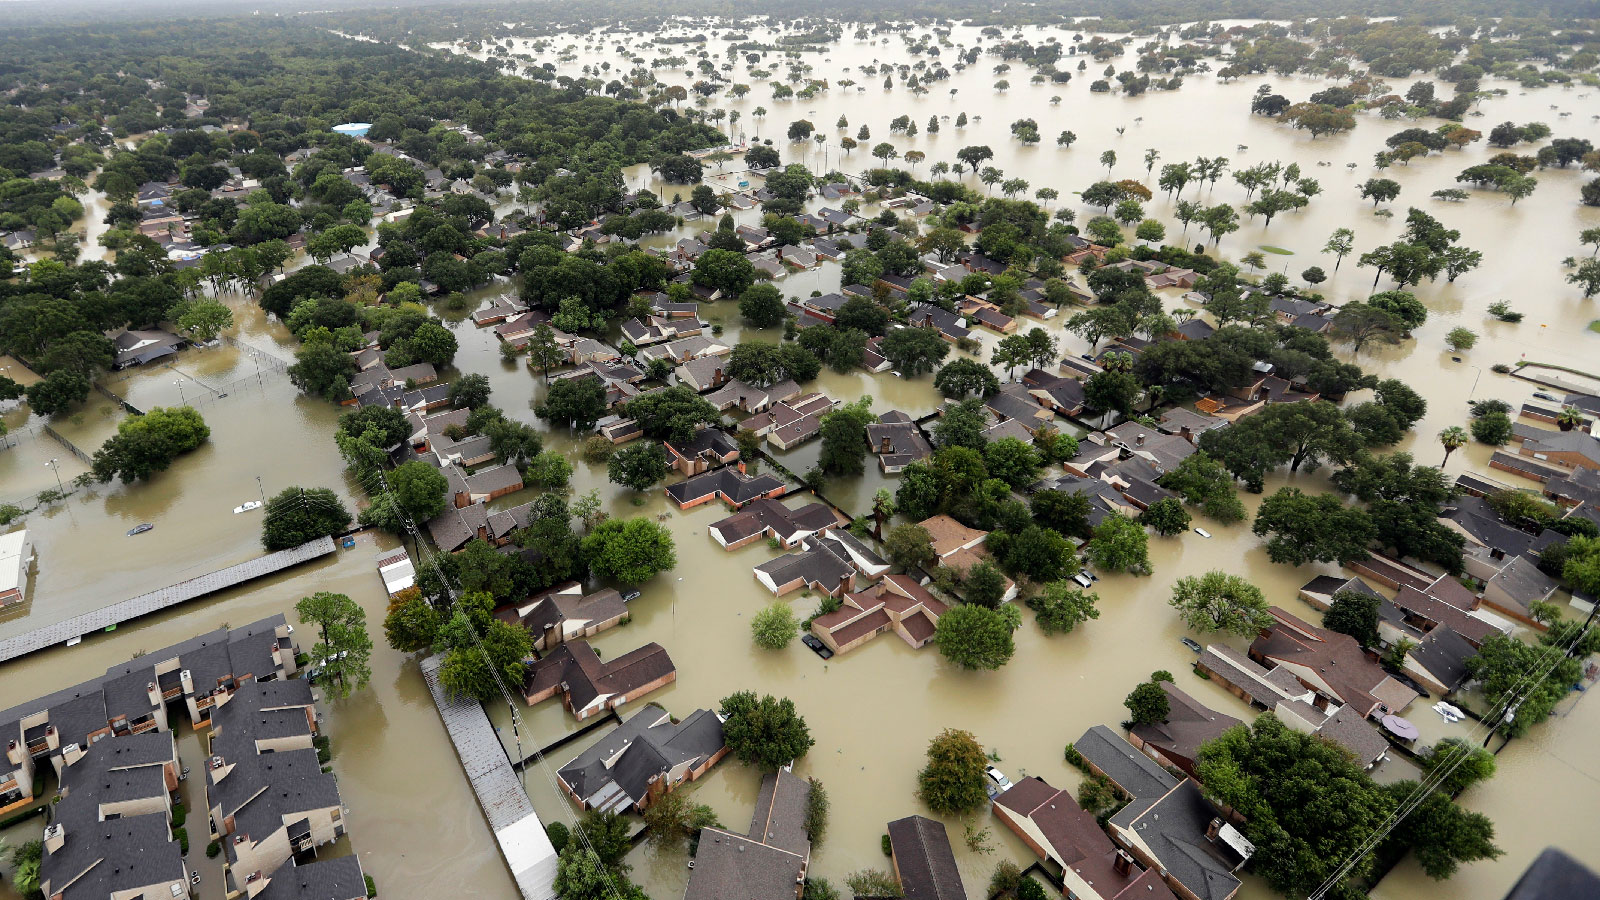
180, 669, 194, 694
839, 573, 852, 595
45, 725, 59, 751
1206, 817, 1223, 841
5, 739, 18, 765
1136, 433, 1146, 447
62, 743, 85, 767
1180, 425, 1193, 445
43, 823, 65, 855
147, 682, 161, 707
880, 436, 893, 453
1113, 850, 1133, 876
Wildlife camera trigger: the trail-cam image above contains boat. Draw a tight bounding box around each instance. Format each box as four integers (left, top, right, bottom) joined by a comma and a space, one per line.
127, 523, 154, 536
233, 500, 263, 514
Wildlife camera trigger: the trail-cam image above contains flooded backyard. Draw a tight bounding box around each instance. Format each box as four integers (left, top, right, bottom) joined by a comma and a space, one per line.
2, 17, 1600, 900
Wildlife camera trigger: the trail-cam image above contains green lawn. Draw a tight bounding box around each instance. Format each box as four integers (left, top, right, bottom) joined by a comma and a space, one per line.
1259, 245, 1294, 255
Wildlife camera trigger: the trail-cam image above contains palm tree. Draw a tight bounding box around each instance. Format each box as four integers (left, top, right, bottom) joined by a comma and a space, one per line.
1557, 406, 1585, 431
1439, 426, 1468, 467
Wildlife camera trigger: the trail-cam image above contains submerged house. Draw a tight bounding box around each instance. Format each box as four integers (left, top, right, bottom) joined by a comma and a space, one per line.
684, 770, 812, 900
809, 574, 949, 655
557, 706, 726, 813
524, 640, 676, 720
993, 776, 1178, 900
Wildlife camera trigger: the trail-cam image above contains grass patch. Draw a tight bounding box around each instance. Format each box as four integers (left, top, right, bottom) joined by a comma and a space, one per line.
1258, 245, 1294, 255
1589, 320, 1600, 334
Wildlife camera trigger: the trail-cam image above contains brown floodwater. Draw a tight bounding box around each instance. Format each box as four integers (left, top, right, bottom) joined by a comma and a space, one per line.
3, 20, 1599, 900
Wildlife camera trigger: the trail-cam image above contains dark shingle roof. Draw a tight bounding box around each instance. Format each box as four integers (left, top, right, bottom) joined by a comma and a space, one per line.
887, 816, 965, 900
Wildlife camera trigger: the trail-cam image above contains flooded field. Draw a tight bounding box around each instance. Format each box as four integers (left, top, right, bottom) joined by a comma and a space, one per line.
2, 18, 1599, 900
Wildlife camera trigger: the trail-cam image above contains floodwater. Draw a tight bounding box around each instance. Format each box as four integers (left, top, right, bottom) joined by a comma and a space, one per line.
1, 19, 1598, 900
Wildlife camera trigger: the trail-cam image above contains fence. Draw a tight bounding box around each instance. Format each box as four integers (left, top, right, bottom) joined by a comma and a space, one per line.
222, 336, 292, 373
92, 382, 142, 415
40, 424, 93, 465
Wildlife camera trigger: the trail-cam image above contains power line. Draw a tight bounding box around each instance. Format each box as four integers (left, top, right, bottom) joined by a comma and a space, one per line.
363, 461, 630, 900
1306, 618, 1594, 899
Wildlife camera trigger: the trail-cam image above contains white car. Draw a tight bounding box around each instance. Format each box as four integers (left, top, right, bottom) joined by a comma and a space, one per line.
984, 765, 1012, 793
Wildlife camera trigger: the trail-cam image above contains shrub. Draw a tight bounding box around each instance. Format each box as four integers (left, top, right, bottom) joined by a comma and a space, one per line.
882, 833, 892, 856
1063, 743, 1087, 771
546, 822, 570, 853
206, 840, 222, 859
366, 875, 378, 898
173, 827, 189, 855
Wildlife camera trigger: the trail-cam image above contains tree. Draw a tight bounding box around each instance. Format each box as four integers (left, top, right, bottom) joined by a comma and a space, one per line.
1324, 227, 1355, 271
90, 406, 210, 484
383, 588, 442, 652
171, 297, 234, 342
1124, 680, 1171, 726
386, 459, 448, 524
1030, 490, 1092, 538
1360, 178, 1401, 207
440, 372, 492, 409
719, 691, 814, 770
1168, 570, 1271, 636
917, 728, 989, 815
295, 591, 372, 699
885, 524, 936, 571
1471, 411, 1514, 446
581, 517, 676, 584
1439, 425, 1469, 466
642, 789, 720, 851
1157, 453, 1245, 523
1099, 149, 1117, 176
1197, 715, 1401, 897
983, 439, 1041, 492
622, 385, 720, 443
262, 486, 350, 551
1568, 259, 1600, 298
1466, 633, 1586, 737
1085, 514, 1149, 574
935, 359, 999, 400
1138, 497, 1192, 536
10, 839, 42, 899
1382, 782, 1502, 880
1324, 590, 1382, 649
1026, 582, 1100, 635
693, 248, 757, 296
880, 326, 950, 376
1445, 327, 1478, 352
817, 398, 876, 477
935, 603, 1019, 670
288, 341, 357, 401
538, 377, 607, 430
1419, 737, 1497, 795
751, 600, 800, 649
1083, 370, 1141, 417
1331, 302, 1404, 353
1252, 488, 1375, 566
739, 283, 786, 328
962, 561, 1011, 609
436, 614, 532, 704
1201, 402, 1355, 489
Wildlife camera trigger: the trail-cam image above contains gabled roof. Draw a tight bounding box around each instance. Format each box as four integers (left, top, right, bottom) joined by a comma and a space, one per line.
887, 816, 965, 900
1110, 780, 1245, 900
1073, 725, 1179, 800
1129, 683, 1242, 765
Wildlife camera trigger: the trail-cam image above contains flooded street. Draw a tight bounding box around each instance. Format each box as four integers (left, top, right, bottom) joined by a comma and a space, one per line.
2, 18, 1599, 900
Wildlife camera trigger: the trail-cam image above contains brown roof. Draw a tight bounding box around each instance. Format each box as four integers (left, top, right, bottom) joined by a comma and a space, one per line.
1129, 683, 1242, 765
1391, 586, 1499, 646
917, 515, 986, 558
1252, 607, 1416, 717
887, 816, 965, 900
901, 610, 936, 644
826, 608, 893, 646
524, 641, 674, 713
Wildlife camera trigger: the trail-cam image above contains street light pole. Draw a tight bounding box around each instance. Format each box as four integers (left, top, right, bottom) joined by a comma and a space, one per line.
44, 458, 64, 494
174, 379, 187, 406
1451, 357, 1482, 402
